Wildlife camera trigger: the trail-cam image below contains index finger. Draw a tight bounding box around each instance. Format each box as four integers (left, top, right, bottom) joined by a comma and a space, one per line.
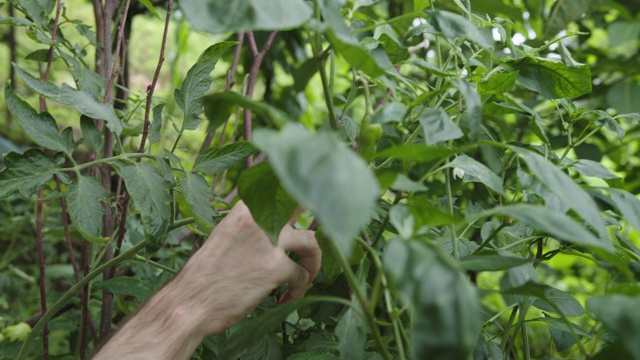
278, 226, 321, 283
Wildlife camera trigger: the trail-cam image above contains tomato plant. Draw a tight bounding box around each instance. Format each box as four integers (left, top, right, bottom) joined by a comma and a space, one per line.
1, 0, 640, 359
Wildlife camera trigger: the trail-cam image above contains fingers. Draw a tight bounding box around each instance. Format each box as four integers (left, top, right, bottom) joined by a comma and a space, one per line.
278, 227, 322, 282
273, 253, 310, 303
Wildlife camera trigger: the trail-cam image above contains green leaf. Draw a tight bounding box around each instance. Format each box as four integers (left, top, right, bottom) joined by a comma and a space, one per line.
149, 104, 165, 145
375, 144, 458, 162
238, 162, 297, 243
384, 240, 481, 359
479, 204, 614, 252
253, 124, 379, 259
389, 205, 415, 239
175, 42, 237, 131
120, 163, 172, 253
532, 287, 585, 317
15, 65, 123, 135
66, 176, 110, 243
181, 0, 313, 33
512, 146, 608, 239
193, 142, 257, 174
478, 70, 518, 95
459, 253, 531, 272
323, 0, 386, 78
587, 295, 640, 357
0, 149, 58, 199
572, 159, 618, 179
508, 57, 592, 99
544, 0, 590, 39
451, 79, 482, 140
218, 296, 345, 360
419, 108, 463, 145
80, 116, 103, 153
446, 154, 504, 195
5, 85, 74, 156
609, 189, 640, 234
179, 173, 218, 234
137, 0, 160, 19
94, 276, 154, 299
426, 10, 491, 48
371, 102, 407, 124
606, 79, 640, 114
203, 92, 292, 129
336, 306, 366, 360
288, 353, 336, 360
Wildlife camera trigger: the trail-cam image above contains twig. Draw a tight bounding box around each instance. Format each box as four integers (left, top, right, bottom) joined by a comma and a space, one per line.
138, 0, 173, 154
199, 32, 244, 152
99, 0, 132, 342
35, 189, 48, 360
243, 31, 278, 164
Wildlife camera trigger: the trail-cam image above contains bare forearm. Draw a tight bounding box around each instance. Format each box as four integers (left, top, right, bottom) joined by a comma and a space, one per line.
92, 281, 205, 360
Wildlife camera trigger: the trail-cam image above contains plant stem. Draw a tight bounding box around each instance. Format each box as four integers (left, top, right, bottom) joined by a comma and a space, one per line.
138, 0, 173, 155
327, 239, 392, 359
312, 0, 339, 130
359, 239, 407, 360
133, 255, 177, 274
18, 240, 147, 360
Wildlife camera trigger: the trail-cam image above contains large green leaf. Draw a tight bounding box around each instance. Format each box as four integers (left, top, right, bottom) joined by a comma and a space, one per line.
179, 173, 218, 234
0, 149, 58, 199
5, 85, 74, 157
175, 42, 236, 131
426, 10, 491, 48
253, 124, 379, 259
180, 0, 313, 33
204, 92, 292, 129
445, 154, 504, 195
508, 57, 592, 99
120, 163, 172, 253
478, 70, 518, 95
14, 65, 123, 135
544, 0, 590, 39
193, 142, 257, 174
479, 204, 614, 252
609, 189, 640, 234
384, 240, 481, 359
66, 175, 110, 243
418, 108, 463, 145
238, 162, 297, 243
587, 295, 640, 358
532, 287, 585, 317
335, 306, 366, 360
512, 147, 608, 239
323, 0, 386, 78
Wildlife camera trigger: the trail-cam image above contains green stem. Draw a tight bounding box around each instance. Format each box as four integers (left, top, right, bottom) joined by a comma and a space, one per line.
359, 239, 407, 360
559, 125, 603, 160
17, 241, 147, 359
328, 239, 392, 360
170, 217, 195, 230
312, 0, 338, 130
133, 255, 178, 274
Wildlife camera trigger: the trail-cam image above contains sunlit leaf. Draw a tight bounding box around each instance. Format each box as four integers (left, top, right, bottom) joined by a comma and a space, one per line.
253, 124, 379, 259
175, 42, 236, 131
193, 142, 257, 174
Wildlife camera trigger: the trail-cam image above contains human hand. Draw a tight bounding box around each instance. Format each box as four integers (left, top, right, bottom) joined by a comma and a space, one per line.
169, 200, 321, 337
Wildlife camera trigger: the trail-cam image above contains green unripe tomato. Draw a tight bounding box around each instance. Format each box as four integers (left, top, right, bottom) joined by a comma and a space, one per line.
358, 123, 382, 163
4, 322, 31, 342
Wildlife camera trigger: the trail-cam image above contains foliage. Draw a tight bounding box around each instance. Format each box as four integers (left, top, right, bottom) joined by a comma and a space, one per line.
1, 0, 640, 359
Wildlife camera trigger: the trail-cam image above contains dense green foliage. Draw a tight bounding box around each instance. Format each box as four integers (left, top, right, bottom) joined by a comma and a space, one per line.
1, 0, 640, 359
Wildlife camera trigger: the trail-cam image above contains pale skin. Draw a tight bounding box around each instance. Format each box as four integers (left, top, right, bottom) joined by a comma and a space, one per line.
92, 201, 321, 360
